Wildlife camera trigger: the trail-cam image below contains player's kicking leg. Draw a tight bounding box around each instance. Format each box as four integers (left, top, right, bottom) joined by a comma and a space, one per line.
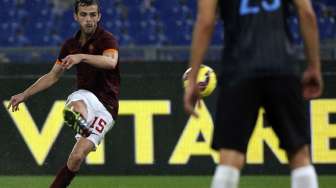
50, 90, 114, 188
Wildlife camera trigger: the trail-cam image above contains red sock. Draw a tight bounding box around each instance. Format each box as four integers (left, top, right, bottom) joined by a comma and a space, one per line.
50, 165, 76, 188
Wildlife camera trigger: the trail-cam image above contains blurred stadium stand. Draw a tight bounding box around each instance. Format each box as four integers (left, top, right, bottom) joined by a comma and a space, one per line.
0, 0, 335, 62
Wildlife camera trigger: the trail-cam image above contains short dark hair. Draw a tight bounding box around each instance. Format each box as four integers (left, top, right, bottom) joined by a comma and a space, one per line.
74, 0, 100, 14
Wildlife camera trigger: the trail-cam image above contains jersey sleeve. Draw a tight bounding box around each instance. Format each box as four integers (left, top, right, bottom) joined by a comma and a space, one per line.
55, 41, 70, 65
100, 34, 119, 54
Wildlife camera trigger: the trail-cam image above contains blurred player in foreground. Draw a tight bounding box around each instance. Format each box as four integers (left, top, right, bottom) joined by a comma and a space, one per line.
7, 0, 120, 187
184, 0, 323, 188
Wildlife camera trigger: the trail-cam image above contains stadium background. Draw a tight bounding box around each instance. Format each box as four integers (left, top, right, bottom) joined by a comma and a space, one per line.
0, 0, 336, 187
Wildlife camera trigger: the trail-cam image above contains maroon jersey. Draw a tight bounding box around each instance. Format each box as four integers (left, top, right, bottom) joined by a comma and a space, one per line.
56, 26, 120, 119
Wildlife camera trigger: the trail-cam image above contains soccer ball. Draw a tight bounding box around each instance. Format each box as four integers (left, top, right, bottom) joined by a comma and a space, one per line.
183, 65, 217, 97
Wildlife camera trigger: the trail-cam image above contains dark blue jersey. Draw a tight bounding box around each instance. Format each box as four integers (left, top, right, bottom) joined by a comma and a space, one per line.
219, 0, 299, 77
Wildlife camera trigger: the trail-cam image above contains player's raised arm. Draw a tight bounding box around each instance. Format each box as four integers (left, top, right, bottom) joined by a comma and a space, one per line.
184, 0, 218, 117
292, 0, 323, 99
7, 64, 64, 112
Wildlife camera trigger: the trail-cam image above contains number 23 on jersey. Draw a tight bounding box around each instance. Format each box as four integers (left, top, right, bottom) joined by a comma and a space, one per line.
240, 0, 281, 16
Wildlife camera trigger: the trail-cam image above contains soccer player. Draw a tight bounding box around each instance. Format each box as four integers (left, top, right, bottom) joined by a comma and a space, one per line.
7, 0, 120, 187
184, 0, 322, 188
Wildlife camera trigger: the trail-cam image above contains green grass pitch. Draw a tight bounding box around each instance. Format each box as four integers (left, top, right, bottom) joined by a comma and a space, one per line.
0, 176, 335, 188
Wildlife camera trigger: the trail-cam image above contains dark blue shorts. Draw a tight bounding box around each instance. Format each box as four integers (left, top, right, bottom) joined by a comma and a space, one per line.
211, 75, 310, 154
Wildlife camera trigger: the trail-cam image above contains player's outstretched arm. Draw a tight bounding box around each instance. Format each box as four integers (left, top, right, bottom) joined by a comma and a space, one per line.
184, 0, 218, 117
7, 64, 64, 112
293, 0, 323, 99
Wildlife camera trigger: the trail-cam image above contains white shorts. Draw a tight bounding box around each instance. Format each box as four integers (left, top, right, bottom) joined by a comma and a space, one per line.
66, 89, 114, 150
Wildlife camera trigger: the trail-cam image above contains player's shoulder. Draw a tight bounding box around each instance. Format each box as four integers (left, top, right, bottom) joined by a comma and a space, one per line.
100, 28, 118, 42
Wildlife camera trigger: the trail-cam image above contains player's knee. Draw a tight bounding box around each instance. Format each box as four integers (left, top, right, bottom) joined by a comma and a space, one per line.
67, 100, 88, 118
287, 145, 311, 169
219, 149, 245, 170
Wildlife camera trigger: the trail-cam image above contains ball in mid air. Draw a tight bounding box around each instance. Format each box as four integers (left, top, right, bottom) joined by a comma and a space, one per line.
183, 65, 217, 97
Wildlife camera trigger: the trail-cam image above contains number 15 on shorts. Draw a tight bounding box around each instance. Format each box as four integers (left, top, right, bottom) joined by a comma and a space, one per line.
90, 117, 107, 133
